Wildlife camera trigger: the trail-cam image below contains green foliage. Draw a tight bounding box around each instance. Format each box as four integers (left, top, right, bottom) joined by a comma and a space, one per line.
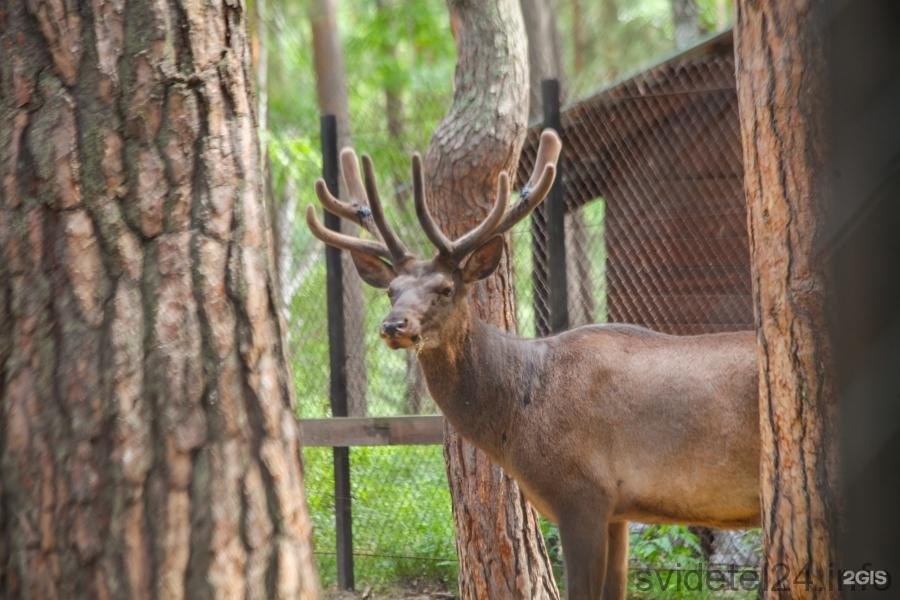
303, 445, 457, 588
561, 0, 734, 99
628, 525, 758, 599
630, 525, 703, 567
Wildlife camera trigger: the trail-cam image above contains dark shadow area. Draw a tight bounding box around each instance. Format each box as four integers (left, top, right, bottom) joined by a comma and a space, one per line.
828, 0, 900, 595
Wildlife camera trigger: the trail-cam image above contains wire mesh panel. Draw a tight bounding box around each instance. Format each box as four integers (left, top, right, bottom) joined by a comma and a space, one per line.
518, 32, 752, 336
517, 30, 761, 576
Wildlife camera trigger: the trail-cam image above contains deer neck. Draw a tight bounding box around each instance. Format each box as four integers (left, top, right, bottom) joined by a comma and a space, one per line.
416, 309, 537, 459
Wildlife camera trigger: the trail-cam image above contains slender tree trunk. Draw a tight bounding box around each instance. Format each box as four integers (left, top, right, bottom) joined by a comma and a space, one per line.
372, 0, 428, 414
0, 0, 319, 597
309, 0, 367, 417
671, 0, 705, 50
600, 0, 620, 81
735, 2, 839, 597
426, 1, 559, 597
571, 0, 585, 75
520, 0, 564, 124
521, 0, 596, 329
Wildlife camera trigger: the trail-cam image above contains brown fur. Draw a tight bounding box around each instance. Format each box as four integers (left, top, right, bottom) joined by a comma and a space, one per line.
380, 258, 760, 599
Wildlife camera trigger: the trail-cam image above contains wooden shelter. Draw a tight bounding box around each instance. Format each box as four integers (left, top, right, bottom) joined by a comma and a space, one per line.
518, 30, 753, 335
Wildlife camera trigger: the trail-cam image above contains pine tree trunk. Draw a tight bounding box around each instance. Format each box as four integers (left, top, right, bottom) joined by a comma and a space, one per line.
0, 0, 319, 597
309, 0, 367, 417
735, 2, 839, 598
425, 1, 559, 597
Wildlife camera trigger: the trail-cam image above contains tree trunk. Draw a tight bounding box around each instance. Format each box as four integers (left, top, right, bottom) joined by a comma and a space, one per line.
600, 0, 621, 81
521, 0, 596, 329
671, 0, 705, 50
425, 1, 559, 598
520, 0, 564, 124
0, 0, 319, 598
309, 0, 367, 417
571, 0, 585, 75
735, 2, 839, 598
371, 0, 428, 415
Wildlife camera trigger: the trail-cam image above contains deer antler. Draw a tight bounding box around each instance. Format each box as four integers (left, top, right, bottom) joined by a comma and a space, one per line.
313, 149, 378, 237
411, 155, 510, 260
491, 129, 561, 237
412, 129, 562, 261
309, 129, 562, 267
305, 204, 393, 261
307, 149, 414, 266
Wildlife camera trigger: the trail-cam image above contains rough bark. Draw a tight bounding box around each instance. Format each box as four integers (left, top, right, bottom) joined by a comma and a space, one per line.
671, 0, 705, 50
309, 0, 367, 417
0, 0, 319, 598
735, 2, 839, 598
425, 1, 559, 597
250, 0, 268, 156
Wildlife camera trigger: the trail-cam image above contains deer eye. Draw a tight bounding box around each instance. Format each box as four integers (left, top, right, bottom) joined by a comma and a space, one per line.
439, 286, 453, 297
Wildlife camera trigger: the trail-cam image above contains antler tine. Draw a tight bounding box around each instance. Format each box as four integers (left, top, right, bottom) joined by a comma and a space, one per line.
412, 153, 453, 256
340, 148, 368, 206
328, 148, 380, 238
491, 129, 562, 237
314, 179, 378, 239
360, 154, 412, 264
305, 205, 393, 261
448, 171, 510, 260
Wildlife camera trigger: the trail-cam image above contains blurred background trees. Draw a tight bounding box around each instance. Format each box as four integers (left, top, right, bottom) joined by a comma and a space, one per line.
256, 0, 736, 593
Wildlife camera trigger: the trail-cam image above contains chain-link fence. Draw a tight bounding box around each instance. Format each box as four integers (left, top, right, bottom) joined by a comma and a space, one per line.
286, 29, 761, 594
517, 29, 761, 582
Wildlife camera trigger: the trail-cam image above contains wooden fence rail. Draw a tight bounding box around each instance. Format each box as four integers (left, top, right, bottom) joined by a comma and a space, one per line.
298, 416, 445, 447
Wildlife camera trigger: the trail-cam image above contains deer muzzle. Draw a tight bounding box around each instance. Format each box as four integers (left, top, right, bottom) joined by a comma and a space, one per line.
379, 316, 421, 349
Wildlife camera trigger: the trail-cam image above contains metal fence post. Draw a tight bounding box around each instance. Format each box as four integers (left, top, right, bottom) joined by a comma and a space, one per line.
542, 79, 569, 333
321, 114, 354, 590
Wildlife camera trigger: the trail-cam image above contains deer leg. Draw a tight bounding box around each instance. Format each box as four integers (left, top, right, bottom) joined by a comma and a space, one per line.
601, 521, 629, 600
559, 511, 609, 599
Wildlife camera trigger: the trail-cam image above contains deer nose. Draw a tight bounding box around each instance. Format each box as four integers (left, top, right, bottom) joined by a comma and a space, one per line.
381, 318, 409, 338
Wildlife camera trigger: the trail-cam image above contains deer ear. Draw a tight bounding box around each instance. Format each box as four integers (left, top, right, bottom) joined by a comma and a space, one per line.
349, 251, 396, 288
461, 236, 504, 283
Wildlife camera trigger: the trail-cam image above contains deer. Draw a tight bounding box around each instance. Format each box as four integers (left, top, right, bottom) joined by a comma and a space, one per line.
305, 130, 761, 600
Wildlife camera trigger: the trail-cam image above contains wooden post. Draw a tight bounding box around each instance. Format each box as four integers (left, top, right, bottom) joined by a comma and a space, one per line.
543, 79, 569, 333
321, 114, 354, 590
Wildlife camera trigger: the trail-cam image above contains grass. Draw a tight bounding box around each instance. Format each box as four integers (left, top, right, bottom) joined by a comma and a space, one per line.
303, 445, 458, 589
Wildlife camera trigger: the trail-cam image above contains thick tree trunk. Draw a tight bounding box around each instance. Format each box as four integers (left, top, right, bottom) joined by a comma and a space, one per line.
309, 0, 367, 417
735, 2, 839, 598
0, 1, 319, 598
425, 1, 559, 598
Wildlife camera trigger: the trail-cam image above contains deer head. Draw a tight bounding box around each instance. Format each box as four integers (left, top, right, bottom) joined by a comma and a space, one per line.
306, 130, 562, 350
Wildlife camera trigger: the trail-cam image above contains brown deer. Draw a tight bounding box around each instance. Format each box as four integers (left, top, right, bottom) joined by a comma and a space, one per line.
306, 130, 760, 600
